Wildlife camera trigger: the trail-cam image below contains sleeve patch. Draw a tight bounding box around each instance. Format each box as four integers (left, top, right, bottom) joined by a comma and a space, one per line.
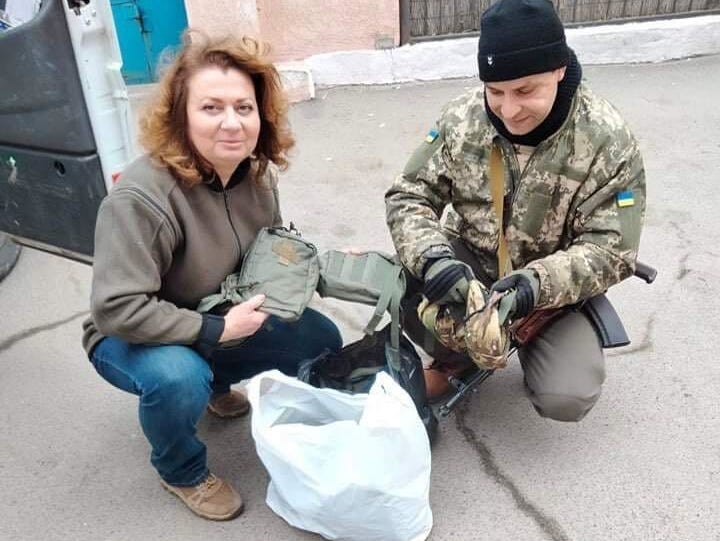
616, 190, 635, 207
425, 128, 439, 143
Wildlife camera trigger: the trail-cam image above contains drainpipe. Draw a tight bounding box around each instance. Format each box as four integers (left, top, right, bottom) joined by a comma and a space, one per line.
399, 0, 411, 45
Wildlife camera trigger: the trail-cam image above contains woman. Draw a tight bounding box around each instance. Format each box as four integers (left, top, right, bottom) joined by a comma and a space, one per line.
82, 33, 341, 521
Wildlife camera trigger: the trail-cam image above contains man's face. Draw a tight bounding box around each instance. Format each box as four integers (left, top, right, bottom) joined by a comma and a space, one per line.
484, 68, 566, 135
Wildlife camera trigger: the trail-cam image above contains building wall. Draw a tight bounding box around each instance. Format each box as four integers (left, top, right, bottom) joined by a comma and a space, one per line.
183, 0, 259, 39
183, 0, 399, 62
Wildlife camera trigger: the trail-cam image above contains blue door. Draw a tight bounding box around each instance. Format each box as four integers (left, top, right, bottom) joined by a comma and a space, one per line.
111, 0, 188, 84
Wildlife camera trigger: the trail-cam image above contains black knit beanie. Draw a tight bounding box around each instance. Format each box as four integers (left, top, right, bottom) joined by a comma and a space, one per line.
478, 0, 569, 82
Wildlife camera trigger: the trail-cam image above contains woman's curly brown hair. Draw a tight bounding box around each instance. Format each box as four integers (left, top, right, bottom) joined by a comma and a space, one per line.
139, 31, 294, 186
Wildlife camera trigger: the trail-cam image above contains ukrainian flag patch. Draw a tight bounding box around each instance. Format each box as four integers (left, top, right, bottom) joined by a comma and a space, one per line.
616, 190, 635, 207
425, 128, 439, 143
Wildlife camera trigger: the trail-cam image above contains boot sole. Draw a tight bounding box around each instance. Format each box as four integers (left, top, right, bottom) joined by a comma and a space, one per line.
424, 365, 479, 404
206, 402, 250, 419
160, 480, 244, 521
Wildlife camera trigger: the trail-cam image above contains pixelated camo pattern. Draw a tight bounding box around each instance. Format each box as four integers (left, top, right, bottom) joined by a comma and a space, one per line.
386, 83, 646, 308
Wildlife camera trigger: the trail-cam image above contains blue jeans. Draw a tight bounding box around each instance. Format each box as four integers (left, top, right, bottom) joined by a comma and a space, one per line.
89, 308, 341, 486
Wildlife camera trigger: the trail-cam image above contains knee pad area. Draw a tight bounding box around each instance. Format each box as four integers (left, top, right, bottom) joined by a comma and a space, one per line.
532, 392, 599, 422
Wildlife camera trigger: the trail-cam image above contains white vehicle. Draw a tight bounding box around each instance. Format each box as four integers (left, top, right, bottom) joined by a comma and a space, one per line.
0, 0, 134, 263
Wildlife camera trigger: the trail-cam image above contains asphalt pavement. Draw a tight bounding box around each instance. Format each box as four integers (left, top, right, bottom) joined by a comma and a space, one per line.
1, 54, 719, 541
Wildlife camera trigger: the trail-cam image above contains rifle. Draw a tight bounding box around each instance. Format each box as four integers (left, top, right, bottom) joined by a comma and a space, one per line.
437, 261, 657, 417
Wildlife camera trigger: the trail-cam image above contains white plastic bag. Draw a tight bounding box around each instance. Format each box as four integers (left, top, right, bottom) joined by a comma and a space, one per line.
247, 370, 433, 541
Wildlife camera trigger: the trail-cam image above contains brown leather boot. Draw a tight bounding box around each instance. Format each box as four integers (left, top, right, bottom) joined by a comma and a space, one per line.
161, 473, 244, 520
424, 358, 476, 403
207, 389, 250, 418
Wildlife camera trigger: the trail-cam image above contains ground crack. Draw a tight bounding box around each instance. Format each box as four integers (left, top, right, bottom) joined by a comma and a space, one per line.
676, 252, 691, 280
0, 310, 89, 354
454, 401, 572, 541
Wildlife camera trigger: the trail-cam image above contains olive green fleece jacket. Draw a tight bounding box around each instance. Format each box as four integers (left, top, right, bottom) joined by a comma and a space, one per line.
82, 155, 282, 357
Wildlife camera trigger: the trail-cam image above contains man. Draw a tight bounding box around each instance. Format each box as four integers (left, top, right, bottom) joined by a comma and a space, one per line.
385, 0, 646, 422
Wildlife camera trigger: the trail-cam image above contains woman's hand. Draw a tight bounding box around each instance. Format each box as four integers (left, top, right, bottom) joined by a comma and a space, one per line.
219, 294, 269, 342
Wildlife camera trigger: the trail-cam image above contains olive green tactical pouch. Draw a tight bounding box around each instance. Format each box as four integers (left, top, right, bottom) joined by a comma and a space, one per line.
317, 250, 406, 338
197, 227, 319, 322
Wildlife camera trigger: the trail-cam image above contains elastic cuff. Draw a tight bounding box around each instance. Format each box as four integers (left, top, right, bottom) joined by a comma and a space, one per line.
514, 268, 540, 305
420, 245, 456, 278
525, 262, 551, 308
192, 314, 225, 359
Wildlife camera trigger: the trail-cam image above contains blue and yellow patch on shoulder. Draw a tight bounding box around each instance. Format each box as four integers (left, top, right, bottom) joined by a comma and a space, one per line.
616, 190, 635, 207
425, 128, 439, 144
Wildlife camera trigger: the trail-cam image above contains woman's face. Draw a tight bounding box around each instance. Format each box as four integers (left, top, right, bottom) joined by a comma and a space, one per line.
186, 65, 261, 180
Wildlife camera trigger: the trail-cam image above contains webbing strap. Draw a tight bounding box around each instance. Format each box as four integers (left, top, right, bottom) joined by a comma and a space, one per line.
364, 263, 402, 335
359, 257, 402, 373
347, 366, 384, 383
196, 275, 251, 313
339, 250, 359, 282
317, 249, 405, 372
489, 145, 512, 278
386, 280, 402, 373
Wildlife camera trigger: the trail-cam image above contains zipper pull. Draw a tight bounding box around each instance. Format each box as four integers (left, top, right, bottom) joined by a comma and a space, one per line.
288, 221, 301, 236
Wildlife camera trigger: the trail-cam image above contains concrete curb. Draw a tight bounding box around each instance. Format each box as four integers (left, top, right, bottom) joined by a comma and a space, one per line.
278, 61, 316, 103
305, 14, 720, 88
124, 15, 720, 103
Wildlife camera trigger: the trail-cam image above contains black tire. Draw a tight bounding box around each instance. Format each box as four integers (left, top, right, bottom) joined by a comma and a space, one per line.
0, 233, 21, 282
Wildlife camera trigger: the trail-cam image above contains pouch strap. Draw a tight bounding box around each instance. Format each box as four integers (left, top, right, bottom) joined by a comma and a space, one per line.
364, 262, 402, 335
196, 293, 223, 314
363, 263, 404, 371
316, 249, 406, 370
386, 275, 403, 372
196, 273, 250, 313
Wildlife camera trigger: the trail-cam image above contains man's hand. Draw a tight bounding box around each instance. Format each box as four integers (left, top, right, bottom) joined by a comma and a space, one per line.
220, 294, 269, 342
423, 258, 474, 305
490, 269, 540, 322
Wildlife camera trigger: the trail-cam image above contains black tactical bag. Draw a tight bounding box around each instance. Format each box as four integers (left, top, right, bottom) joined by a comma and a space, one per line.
298, 250, 438, 442
297, 326, 437, 442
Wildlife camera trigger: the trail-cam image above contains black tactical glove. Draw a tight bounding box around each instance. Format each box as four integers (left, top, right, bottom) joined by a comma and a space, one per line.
490, 269, 540, 322
423, 257, 474, 305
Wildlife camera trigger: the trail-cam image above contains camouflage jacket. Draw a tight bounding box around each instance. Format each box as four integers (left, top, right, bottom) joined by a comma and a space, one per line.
385, 83, 646, 309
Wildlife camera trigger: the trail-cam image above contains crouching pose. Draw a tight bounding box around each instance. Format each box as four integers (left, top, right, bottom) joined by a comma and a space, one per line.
83, 33, 341, 520
386, 0, 646, 421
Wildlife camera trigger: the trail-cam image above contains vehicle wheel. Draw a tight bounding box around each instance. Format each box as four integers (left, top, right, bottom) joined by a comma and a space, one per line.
0, 233, 21, 282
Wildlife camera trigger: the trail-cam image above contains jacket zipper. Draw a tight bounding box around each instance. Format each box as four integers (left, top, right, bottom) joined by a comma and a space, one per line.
497, 92, 578, 227
496, 136, 553, 229
222, 188, 243, 260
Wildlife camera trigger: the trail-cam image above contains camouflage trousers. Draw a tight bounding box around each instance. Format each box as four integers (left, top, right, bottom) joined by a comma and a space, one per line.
401, 236, 605, 422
